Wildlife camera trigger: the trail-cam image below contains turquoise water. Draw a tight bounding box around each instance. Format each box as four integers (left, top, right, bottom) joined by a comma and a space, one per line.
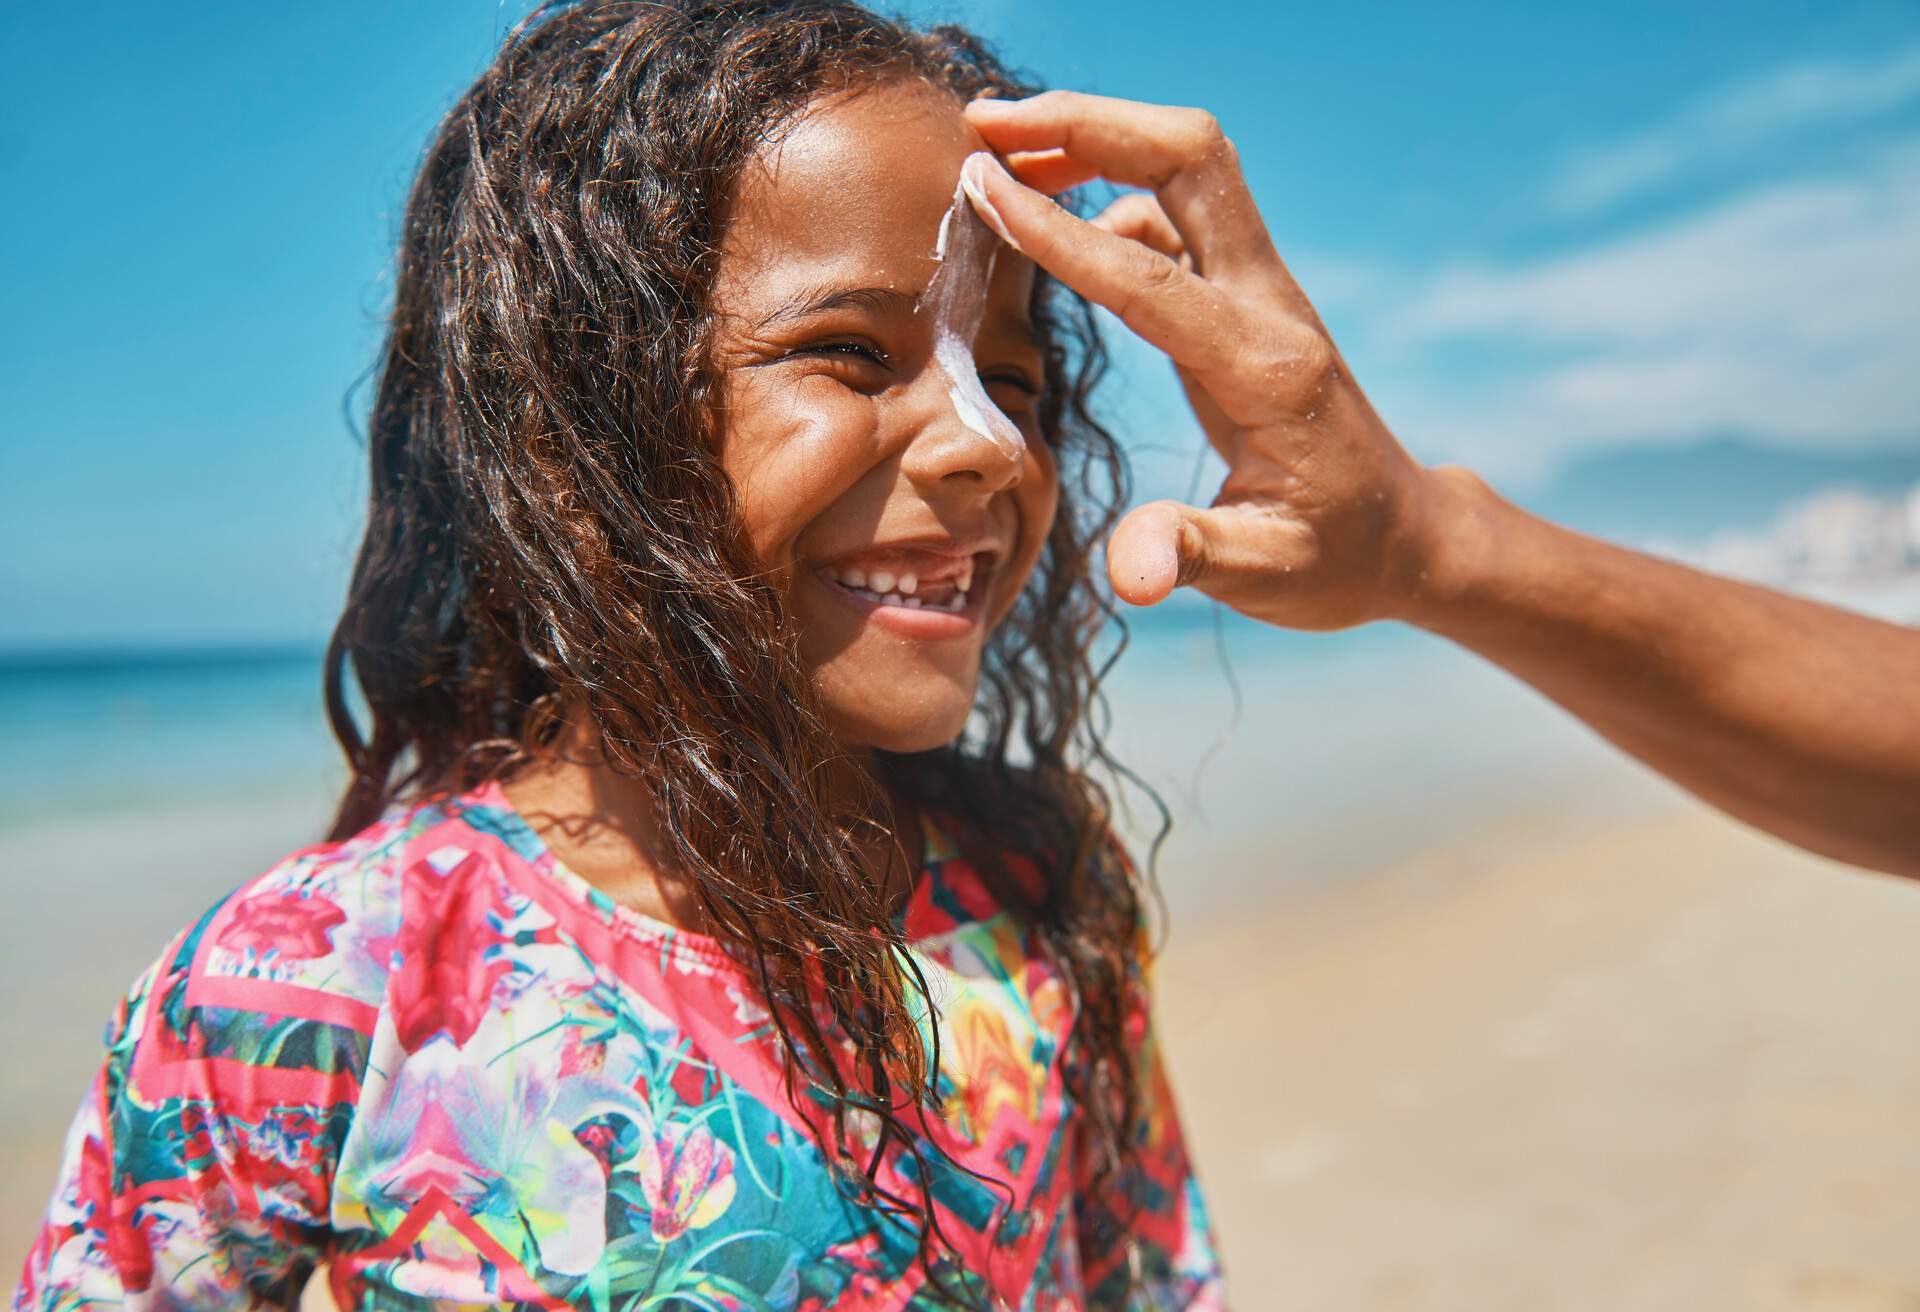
0, 647, 340, 825
0, 608, 1423, 828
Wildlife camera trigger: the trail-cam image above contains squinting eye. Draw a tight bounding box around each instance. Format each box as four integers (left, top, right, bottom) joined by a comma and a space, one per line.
804, 339, 891, 368
981, 370, 1041, 398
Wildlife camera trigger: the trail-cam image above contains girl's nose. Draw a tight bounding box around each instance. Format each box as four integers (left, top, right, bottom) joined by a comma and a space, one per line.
898, 378, 1026, 494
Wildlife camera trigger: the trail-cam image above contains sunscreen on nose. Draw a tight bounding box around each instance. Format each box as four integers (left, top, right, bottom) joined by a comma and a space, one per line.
918, 154, 1025, 459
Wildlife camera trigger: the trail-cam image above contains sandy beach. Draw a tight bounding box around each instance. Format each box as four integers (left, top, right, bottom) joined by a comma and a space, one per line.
1155, 806, 1920, 1311
5, 640, 1918, 1307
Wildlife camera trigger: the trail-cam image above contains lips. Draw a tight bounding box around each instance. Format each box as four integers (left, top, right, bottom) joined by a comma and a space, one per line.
813, 543, 1000, 623
823, 554, 977, 611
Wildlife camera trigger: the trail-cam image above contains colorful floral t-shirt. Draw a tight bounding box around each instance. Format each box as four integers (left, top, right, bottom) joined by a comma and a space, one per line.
15, 784, 1223, 1310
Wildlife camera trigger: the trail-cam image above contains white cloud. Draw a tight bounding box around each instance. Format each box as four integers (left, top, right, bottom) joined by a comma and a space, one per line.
1098, 48, 1920, 495
1374, 139, 1920, 479
1549, 44, 1920, 213
1414, 152, 1920, 346
1654, 483, 1920, 623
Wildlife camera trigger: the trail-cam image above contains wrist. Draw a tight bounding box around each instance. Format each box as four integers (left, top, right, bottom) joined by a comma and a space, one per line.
1381, 463, 1514, 631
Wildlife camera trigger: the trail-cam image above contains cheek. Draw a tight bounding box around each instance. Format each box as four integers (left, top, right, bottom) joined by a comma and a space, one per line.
720, 374, 884, 567
1026, 441, 1061, 531
1000, 442, 1062, 608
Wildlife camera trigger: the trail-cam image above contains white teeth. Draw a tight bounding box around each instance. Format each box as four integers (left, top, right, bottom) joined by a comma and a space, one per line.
827, 561, 976, 613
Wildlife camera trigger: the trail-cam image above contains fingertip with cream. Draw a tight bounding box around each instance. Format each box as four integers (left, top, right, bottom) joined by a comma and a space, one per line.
960, 152, 1021, 252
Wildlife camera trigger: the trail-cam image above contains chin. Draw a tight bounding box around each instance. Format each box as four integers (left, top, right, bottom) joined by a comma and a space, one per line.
822, 693, 975, 755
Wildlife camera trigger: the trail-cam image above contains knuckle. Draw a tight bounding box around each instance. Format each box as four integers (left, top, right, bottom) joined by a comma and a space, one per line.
1179, 108, 1224, 150
1139, 251, 1186, 294
1174, 516, 1209, 587
1114, 251, 1185, 325
1225, 340, 1273, 391
1249, 326, 1338, 402
1032, 89, 1083, 134
1293, 331, 1337, 384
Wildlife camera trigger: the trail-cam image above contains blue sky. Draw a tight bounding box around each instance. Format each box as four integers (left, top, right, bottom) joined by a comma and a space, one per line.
4, 0, 1918, 649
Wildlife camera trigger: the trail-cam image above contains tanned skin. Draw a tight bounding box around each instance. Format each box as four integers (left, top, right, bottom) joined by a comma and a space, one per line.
956, 89, 1920, 878
506, 83, 1059, 923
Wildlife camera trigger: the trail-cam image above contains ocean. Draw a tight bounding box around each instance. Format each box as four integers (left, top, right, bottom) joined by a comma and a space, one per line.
0, 647, 341, 828
0, 602, 1674, 919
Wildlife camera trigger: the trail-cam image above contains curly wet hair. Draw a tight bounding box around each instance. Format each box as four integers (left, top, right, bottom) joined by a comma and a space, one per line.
324, 0, 1151, 1298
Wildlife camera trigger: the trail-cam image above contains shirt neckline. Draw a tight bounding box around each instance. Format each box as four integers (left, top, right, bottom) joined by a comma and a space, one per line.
456, 778, 958, 961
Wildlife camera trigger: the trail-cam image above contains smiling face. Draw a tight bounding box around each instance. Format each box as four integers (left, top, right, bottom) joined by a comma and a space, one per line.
710, 80, 1059, 753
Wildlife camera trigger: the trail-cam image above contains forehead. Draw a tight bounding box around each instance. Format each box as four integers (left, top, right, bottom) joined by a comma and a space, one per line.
720, 80, 987, 293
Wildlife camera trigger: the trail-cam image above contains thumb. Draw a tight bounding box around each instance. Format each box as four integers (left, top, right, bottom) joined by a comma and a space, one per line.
1108, 500, 1209, 606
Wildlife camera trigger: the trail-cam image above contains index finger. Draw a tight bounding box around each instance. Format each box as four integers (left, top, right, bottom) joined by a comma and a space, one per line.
966, 91, 1281, 291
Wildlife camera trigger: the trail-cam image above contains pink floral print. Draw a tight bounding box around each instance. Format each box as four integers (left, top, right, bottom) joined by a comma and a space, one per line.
13, 785, 1224, 1310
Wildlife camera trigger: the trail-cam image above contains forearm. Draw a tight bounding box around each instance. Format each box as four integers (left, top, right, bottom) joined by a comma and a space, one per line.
1397, 467, 1920, 876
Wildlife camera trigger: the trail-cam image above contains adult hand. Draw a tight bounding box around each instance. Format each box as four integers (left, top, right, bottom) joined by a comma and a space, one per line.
962, 91, 1441, 630
966, 91, 1920, 877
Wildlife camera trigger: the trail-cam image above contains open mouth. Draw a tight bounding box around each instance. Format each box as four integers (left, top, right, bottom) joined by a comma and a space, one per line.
815, 549, 994, 620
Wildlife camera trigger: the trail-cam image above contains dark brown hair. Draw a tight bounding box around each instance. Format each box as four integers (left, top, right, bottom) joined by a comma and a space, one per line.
325, 0, 1149, 1297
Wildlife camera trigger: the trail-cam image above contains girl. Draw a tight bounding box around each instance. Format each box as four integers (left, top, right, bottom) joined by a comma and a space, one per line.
15, 2, 1221, 1309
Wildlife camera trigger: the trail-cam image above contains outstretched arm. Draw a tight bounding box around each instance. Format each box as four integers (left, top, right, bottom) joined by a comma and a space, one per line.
958, 91, 1920, 877
1403, 469, 1920, 875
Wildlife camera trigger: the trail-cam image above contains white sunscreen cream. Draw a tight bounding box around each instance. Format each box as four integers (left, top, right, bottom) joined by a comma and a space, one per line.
918, 159, 1025, 459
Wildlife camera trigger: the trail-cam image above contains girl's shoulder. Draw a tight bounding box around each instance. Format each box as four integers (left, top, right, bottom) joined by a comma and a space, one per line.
24, 792, 549, 1308
116, 789, 521, 1082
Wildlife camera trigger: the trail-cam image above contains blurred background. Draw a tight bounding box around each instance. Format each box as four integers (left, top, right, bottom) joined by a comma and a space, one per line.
5, 1, 1920, 1307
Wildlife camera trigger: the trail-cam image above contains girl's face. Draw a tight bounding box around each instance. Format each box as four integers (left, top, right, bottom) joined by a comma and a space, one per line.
710, 81, 1059, 753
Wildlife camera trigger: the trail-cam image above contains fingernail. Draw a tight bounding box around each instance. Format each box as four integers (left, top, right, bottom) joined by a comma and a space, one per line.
960, 152, 1021, 251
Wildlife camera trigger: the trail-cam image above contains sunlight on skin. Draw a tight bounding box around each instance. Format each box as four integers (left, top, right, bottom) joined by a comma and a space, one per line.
504, 82, 1059, 923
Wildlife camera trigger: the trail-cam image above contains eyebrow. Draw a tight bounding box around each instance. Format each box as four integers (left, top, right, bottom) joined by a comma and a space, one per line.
755, 281, 1042, 347
757, 284, 919, 329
